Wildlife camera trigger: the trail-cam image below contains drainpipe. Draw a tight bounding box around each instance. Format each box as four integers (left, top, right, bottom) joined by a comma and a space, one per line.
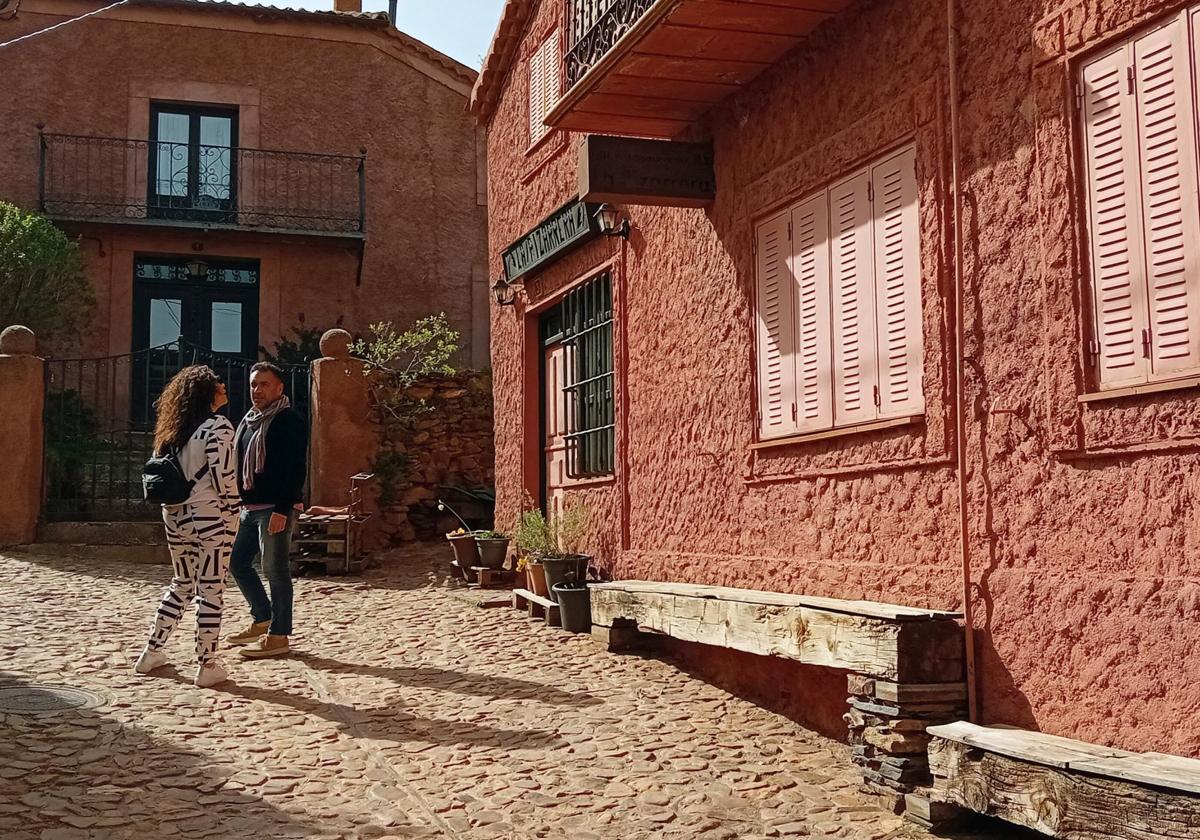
947, 0, 979, 723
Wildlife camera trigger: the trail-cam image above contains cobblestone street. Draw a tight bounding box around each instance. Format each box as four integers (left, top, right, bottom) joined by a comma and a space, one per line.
0, 546, 1022, 840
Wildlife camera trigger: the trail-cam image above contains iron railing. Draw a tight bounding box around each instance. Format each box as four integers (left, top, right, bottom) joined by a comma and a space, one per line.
565, 0, 656, 89
39, 132, 365, 236
43, 341, 310, 522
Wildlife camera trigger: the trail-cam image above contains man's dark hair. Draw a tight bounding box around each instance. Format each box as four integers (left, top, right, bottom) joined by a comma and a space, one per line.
250, 361, 286, 383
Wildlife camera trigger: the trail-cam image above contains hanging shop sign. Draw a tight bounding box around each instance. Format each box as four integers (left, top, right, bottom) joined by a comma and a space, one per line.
578, 135, 715, 208
502, 198, 599, 282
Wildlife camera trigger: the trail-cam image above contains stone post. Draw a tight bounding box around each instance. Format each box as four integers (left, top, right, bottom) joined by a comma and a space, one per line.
308, 329, 375, 507
0, 326, 44, 545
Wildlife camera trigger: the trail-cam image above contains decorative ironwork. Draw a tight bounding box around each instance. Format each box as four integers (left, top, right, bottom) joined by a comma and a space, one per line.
43, 342, 310, 522
39, 132, 365, 235
565, 0, 656, 89
134, 258, 258, 285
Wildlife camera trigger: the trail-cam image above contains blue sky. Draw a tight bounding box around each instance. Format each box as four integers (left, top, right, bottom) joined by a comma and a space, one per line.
229, 0, 507, 68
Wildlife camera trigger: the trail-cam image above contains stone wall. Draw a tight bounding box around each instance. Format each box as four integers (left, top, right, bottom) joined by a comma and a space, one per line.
369, 372, 495, 544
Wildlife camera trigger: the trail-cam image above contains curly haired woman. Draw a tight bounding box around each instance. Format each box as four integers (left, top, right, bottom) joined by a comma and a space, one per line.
134, 365, 241, 687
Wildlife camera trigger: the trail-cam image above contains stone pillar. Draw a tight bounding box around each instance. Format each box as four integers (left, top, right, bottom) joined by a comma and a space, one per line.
0, 326, 44, 545
308, 329, 375, 507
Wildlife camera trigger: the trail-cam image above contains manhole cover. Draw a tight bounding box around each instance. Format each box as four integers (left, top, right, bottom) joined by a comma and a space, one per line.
0, 685, 105, 714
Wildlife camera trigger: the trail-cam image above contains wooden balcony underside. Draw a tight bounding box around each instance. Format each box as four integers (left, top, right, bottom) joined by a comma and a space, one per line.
549, 0, 853, 138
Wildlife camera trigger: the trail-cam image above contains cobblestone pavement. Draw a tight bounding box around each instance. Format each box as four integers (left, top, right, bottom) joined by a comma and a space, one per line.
0, 545, 1028, 840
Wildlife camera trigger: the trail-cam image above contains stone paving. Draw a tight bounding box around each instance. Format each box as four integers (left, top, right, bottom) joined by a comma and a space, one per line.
0, 544, 1029, 840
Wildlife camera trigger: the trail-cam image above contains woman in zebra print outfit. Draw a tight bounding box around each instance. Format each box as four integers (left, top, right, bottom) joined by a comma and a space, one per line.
134, 366, 241, 687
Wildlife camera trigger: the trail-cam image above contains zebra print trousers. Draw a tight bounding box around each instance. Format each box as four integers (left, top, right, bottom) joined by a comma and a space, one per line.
147, 502, 237, 665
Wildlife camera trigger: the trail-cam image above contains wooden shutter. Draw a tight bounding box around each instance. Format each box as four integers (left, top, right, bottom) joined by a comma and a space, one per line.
829, 170, 879, 426
870, 146, 924, 418
1135, 17, 1200, 377
543, 36, 561, 118
790, 194, 833, 432
529, 44, 545, 144
1081, 44, 1150, 387
756, 210, 798, 438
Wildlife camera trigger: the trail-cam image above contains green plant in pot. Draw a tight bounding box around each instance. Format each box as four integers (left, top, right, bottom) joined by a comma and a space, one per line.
513, 504, 552, 597
474, 529, 510, 570
439, 500, 480, 582
539, 502, 590, 603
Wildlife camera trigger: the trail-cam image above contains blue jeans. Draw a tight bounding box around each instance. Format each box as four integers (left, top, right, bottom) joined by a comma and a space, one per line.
229, 508, 296, 636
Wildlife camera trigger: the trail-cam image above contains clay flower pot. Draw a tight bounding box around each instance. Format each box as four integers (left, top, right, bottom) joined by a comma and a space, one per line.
527, 561, 548, 597
446, 532, 480, 582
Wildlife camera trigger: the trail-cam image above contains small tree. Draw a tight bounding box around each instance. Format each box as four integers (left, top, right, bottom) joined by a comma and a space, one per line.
0, 202, 93, 344
352, 314, 460, 502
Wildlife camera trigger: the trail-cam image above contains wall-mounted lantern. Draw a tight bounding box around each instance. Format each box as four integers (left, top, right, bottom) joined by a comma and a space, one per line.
491, 276, 521, 307
594, 203, 630, 239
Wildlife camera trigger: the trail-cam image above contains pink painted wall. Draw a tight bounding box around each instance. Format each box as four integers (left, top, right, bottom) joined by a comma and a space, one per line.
484, 0, 1200, 755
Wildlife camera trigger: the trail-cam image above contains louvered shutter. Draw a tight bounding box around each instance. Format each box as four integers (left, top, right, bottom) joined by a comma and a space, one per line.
1081, 44, 1150, 387
756, 210, 799, 438
543, 36, 561, 119
1135, 17, 1200, 377
870, 146, 924, 418
790, 194, 833, 432
829, 170, 879, 426
529, 45, 545, 144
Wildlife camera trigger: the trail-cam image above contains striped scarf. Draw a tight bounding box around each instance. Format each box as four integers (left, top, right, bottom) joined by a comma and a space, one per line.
238, 395, 290, 490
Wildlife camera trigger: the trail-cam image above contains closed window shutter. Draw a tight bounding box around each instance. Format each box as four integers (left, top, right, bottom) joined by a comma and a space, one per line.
790, 194, 833, 431
1081, 44, 1151, 387
870, 146, 924, 418
543, 36, 561, 119
1135, 17, 1200, 377
829, 170, 879, 426
756, 210, 799, 438
529, 46, 545, 144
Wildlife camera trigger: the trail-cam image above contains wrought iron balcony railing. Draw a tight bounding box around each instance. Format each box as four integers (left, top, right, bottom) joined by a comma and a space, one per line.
565, 0, 654, 89
39, 132, 366, 236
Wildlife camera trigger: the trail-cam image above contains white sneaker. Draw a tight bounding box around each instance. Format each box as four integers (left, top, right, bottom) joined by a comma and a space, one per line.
134, 647, 168, 674
194, 660, 227, 688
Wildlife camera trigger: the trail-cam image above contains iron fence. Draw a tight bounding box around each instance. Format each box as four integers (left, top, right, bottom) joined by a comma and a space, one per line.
43, 342, 310, 522
39, 132, 365, 235
565, 0, 655, 88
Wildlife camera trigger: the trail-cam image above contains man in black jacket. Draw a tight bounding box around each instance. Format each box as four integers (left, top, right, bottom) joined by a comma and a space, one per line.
225, 362, 307, 658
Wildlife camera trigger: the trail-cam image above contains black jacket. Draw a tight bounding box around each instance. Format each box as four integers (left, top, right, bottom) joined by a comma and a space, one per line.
235, 408, 307, 514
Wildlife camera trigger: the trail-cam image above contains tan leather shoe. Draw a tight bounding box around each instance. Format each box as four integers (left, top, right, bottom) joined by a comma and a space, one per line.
225, 620, 270, 646
239, 634, 290, 659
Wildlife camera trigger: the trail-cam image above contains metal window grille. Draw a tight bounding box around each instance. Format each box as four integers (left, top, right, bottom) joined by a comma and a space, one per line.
562, 271, 614, 477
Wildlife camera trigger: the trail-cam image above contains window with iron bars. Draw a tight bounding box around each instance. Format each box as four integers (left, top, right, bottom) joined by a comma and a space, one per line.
561, 271, 614, 478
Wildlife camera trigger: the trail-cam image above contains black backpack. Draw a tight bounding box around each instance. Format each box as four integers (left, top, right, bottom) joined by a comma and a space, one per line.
142, 448, 210, 505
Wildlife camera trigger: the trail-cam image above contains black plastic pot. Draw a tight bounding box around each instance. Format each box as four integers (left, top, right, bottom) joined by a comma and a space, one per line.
541, 554, 589, 602
476, 537, 509, 569
552, 582, 591, 633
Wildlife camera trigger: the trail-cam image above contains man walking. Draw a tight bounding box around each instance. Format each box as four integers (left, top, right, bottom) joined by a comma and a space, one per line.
225, 362, 307, 658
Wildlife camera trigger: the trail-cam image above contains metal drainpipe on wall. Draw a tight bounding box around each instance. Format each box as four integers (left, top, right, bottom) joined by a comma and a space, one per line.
947, 0, 979, 723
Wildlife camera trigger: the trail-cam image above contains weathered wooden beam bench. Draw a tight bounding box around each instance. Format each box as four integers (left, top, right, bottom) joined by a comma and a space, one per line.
927, 722, 1200, 839
512, 588, 560, 627
590, 581, 967, 800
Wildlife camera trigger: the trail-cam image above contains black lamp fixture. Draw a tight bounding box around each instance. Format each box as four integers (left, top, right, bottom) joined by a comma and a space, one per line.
185, 257, 209, 281
594, 203, 630, 239
491, 275, 521, 307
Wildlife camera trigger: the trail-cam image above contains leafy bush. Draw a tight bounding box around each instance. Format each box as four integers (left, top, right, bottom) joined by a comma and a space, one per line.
0, 202, 93, 345
513, 495, 589, 557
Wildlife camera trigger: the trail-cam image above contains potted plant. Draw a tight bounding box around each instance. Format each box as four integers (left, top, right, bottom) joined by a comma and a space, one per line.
513, 503, 552, 597
475, 529, 510, 569
444, 527, 480, 581
539, 503, 590, 603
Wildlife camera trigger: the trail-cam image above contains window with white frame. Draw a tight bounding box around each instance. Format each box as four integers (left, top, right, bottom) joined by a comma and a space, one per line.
754, 145, 924, 440
528, 33, 560, 147
1079, 8, 1200, 390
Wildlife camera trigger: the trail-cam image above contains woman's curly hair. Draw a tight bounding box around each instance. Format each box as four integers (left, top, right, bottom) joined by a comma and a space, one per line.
153, 365, 220, 454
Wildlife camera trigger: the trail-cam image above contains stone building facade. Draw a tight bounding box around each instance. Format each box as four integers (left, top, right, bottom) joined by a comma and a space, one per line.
473, 0, 1200, 757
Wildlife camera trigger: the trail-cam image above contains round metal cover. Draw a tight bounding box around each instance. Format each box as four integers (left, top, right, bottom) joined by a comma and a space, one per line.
0, 685, 105, 714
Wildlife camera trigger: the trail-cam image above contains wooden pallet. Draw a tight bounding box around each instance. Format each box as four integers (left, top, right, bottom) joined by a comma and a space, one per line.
513, 588, 560, 627
469, 567, 514, 589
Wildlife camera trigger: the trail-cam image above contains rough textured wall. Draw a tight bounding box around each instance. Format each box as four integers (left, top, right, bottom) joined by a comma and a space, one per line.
0, 3, 488, 364
489, 0, 1200, 755
370, 372, 495, 544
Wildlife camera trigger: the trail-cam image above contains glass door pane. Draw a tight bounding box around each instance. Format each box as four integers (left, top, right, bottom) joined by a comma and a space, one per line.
148, 298, 183, 347
154, 112, 190, 198
210, 301, 243, 353
198, 115, 233, 204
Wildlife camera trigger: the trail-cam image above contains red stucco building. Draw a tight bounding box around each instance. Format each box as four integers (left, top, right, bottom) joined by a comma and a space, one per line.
1, 0, 488, 369
473, 0, 1200, 759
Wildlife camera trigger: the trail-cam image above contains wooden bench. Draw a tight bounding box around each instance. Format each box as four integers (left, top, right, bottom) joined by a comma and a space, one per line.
927, 722, 1200, 839
590, 580, 967, 800
512, 588, 560, 627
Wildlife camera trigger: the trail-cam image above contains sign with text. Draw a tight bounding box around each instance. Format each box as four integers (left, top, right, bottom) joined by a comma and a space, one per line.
578, 135, 715, 208
502, 198, 599, 282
